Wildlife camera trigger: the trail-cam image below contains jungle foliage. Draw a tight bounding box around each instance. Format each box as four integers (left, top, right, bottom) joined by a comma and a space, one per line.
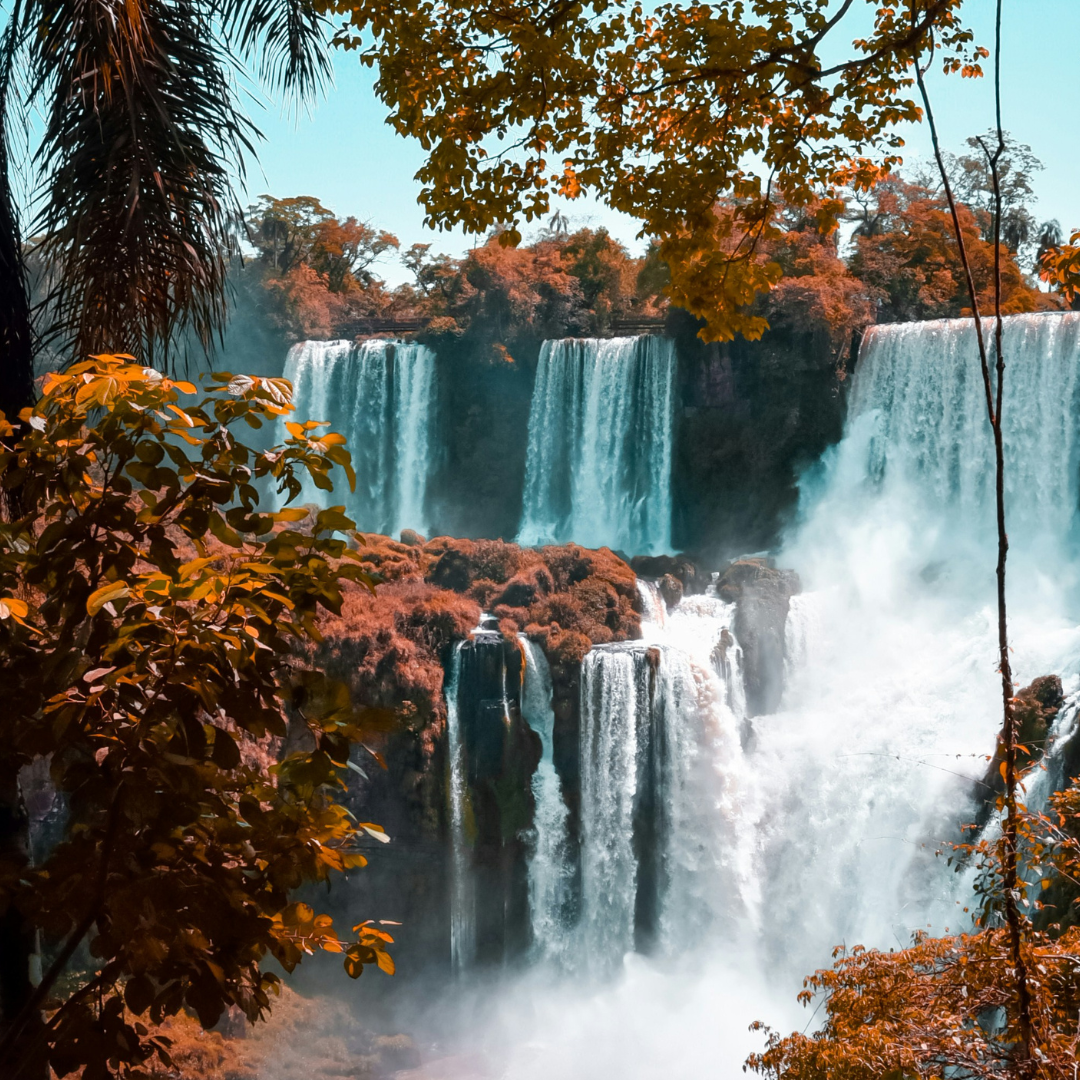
0, 359, 394, 1078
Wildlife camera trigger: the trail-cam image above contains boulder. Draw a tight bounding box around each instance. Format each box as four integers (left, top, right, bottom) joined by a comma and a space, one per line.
658, 573, 683, 609
978, 674, 1065, 820
630, 553, 708, 596
717, 558, 801, 717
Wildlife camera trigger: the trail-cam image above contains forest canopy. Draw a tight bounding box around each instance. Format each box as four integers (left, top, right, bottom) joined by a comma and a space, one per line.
246, 161, 1061, 358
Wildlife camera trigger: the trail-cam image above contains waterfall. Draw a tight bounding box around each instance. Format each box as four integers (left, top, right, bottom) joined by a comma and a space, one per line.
518, 336, 675, 554
445, 643, 475, 973
519, 637, 572, 961
578, 646, 645, 966
395, 314, 1080, 1079
813, 313, 1080, 590
570, 587, 748, 971
279, 338, 436, 536
759, 312, 1080, 974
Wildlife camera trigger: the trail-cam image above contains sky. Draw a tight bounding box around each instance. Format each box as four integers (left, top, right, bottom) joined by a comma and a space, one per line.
236, 0, 1078, 286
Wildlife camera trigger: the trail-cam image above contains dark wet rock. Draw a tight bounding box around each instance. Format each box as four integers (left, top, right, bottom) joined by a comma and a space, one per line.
400, 528, 427, 547
658, 573, 683, 609
630, 553, 708, 596
717, 558, 801, 717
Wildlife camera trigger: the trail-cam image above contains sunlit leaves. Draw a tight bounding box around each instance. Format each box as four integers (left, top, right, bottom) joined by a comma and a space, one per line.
0, 355, 392, 1077
319, 0, 984, 339
1039, 230, 1080, 302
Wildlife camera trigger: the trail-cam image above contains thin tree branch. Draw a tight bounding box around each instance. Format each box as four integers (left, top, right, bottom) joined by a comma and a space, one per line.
913, 0, 1034, 1071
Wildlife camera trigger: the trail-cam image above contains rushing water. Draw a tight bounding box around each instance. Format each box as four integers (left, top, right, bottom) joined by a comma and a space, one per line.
444, 643, 475, 974
519, 582, 748, 974
518, 336, 675, 554
279, 338, 436, 535
519, 638, 573, 963
398, 313, 1080, 1079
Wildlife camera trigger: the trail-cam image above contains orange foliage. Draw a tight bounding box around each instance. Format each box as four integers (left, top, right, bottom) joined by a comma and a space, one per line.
760, 205, 874, 362
137, 986, 419, 1080
849, 177, 1058, 323
749, 928, 1080, 1080
319, 534, 640, 704
302, 534, 639, 766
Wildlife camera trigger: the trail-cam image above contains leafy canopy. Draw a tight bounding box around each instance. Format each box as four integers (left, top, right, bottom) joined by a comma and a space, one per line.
0, 358, 394, 1078
320, 0, 985, 340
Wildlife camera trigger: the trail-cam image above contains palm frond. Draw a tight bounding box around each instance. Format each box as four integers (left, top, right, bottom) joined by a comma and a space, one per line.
0, 4, 36, 417
221, 0, 332, 103
28, 0, 258, 366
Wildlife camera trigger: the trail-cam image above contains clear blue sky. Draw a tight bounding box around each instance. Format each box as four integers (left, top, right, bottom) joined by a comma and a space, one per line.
239, 0, 1077, 286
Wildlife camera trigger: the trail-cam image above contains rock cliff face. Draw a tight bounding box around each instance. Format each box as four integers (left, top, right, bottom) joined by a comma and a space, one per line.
670, 309, 850, 561
245, 311, 848, 558
423, 333, 539, 542
306, 534, 642, 967
715, 558, 802, 718
417, 313, 847, 558
304, 533, 816, 973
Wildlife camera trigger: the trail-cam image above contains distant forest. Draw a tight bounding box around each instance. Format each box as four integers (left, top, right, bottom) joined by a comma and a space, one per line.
242, 133, 1071, 367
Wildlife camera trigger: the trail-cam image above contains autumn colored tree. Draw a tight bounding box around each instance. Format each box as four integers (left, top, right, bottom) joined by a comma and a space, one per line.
847, 175, 1054, 322
249, 195, 399, 291
322, 0, 984, 340
0, 359, 395, 1078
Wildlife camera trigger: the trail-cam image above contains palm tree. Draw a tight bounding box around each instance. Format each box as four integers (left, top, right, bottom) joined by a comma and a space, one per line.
0, 6, 331, 1074
0, 0, 333, 419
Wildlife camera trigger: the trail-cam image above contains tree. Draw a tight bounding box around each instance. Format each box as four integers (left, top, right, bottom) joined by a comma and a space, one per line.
249, 195, 337, 275
0, 358, 395, 1078
846, 174, 1054, 322
323, 0, 984, 340
946, 131, 1043, 257
0, 0, 333, 413
310, 216, 399, 292
249, 195, 398, 291
754, 7, 1059, 1077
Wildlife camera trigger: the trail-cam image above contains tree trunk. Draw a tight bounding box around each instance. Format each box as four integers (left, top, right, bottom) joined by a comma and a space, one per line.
0, 10, 35, 424
0, 764, 45, 1080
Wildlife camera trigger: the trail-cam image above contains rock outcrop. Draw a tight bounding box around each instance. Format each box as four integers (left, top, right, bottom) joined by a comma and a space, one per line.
716, 558, 801, 717
977, 675, 1065, 821
307, 533, 642, 968
629, 553, 709, 600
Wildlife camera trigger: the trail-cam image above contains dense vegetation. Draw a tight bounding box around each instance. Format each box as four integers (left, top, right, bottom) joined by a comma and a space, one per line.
244, 160, 1063, 363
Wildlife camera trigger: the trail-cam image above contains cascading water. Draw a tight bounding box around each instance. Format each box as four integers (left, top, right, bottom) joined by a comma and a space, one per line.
278, 338, 436, 535
518, 638, 572, 961
411, 313, 1080, 1079
445, 643, 475, 974
518, 336, 675, 554
521, 582, 748, 975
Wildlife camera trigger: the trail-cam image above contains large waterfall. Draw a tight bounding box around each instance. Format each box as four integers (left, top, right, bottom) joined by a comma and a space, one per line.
518, 336, 675, 555
411, 313, 1080, 1079
279, 339, 436, 535
521, 583, 748, 973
